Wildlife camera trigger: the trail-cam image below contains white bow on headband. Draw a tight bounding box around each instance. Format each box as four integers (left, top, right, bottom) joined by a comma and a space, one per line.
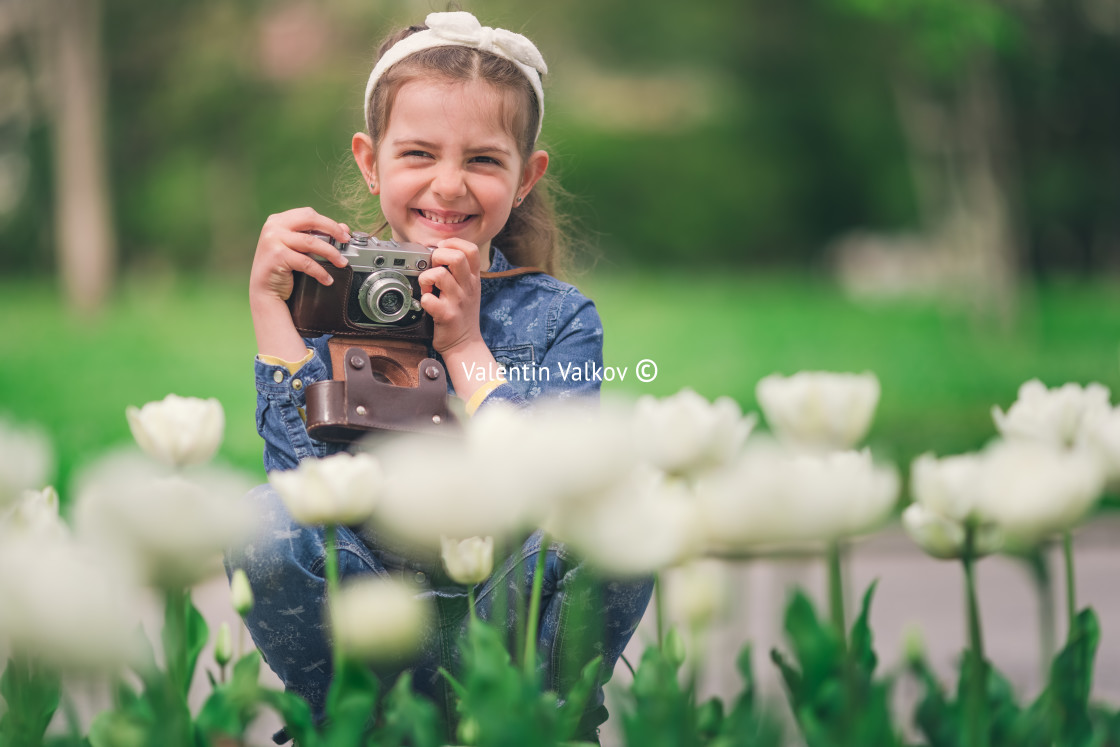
363, 11, 548, 139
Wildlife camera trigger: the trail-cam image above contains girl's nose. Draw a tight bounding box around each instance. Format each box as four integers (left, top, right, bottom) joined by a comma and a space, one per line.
431, 164, 467, 200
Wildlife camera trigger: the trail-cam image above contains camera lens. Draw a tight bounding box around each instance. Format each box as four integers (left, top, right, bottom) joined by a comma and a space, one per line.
378, 290, 404, 315
357, 271, 413, 324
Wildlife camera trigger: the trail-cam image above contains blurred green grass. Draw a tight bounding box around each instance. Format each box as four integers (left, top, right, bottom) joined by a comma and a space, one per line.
2, 273, 1118, 502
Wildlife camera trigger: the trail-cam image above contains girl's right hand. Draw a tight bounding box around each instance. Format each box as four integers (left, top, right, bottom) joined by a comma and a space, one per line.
249, 207, 352, 304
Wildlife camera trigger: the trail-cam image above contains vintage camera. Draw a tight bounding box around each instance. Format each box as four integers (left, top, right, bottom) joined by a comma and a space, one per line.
286, 230, 456, 441
288, 231, 434, 341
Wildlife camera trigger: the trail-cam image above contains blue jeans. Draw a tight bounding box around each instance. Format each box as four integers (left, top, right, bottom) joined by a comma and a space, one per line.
225, 485, 653, 735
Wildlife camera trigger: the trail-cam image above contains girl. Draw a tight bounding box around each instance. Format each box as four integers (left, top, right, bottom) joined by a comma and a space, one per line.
232, 11, 653, 744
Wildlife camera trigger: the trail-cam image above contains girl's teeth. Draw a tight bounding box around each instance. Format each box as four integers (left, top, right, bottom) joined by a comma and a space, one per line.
422, 210, 468, 224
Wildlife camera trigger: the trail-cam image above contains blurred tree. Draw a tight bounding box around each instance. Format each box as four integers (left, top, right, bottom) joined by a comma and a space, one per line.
0, 0, 1117, 286
46, 0, 117, 314
826, 0, 1023, 322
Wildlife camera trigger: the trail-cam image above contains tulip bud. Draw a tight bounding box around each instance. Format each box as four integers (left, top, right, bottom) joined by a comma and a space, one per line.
230, 568, 254, 617
126, 394, 225, 468
440, 536, 494, 586
214, 621, 233, 667
903, 623, 926, 665
664, 627, 687, 670
457, 716, 480, 745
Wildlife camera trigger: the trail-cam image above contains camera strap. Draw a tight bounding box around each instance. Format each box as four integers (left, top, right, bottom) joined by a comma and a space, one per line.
480, 266, 544, 279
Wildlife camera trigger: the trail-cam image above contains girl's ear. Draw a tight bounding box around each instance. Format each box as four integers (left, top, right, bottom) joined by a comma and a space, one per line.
518, 149, 549, 202
352, 133, 379, 194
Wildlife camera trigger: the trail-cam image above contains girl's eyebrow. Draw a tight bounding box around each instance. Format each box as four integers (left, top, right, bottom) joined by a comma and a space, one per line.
393, 138, 512, 157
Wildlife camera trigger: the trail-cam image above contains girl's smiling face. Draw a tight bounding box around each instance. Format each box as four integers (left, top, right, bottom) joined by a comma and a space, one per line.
363, 78, 547, 254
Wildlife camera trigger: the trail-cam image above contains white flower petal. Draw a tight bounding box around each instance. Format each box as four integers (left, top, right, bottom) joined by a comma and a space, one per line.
633, 389, 755, 477
440, 535, 494, 586
330, 577, 430, 662
126, 394, 225, 468
756, 371, 880, 452
270, 452, 383, 526
993, 379, 1111, 449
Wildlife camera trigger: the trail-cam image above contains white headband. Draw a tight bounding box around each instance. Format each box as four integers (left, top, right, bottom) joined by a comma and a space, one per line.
363, 12, 547, 141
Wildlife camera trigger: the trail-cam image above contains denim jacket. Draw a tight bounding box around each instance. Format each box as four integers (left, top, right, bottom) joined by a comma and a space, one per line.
255, 247, 604, 473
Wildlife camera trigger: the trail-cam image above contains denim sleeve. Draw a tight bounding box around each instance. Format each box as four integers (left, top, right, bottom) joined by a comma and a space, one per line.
254, 335, 345, 473
477, 288, 604, 412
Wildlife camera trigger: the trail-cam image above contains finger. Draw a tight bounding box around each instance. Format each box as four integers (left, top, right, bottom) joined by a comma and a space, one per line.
433, 239, 481, 275
418, 266, 454, 295
294, 252, 337, 286
420, 291, 446, 318
274, 207, 352, 247
283, 228, 350, 268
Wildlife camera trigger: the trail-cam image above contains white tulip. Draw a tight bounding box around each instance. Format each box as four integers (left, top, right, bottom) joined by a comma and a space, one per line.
901, 503, 1002, 560
663, 559, 730, 631
73, 452, 256, 589
1078, 406, 1120, 487
126, 394, 225, 468
440, 535, 494, 586
974, 440, 1104, 547
756, 371, 881, 452
0, 533, 143, 670
329, 577, 430, 663
0, 418, 54, 504
696, 442, 898, 552
269, 452, 383, 526
910, 452, 987, 524
0, 486, 68, 540
547, 465, 702, 576
992, 379, 1111, 449
632, 389, 755, 477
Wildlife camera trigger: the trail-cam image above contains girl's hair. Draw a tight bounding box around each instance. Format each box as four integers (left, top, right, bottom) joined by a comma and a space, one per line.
360, 24, 571, 277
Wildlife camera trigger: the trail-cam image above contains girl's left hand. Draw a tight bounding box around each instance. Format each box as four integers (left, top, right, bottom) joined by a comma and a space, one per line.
418, 238, 484, 355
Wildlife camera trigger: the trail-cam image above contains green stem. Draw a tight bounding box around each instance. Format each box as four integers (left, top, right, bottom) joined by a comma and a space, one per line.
1024, 547, 1055, 681
324, 524, 342, 677
1063, 531, 1077, 640
468, 586, 478, 626
523, 532, 550, 677
827, 541, 846, 644
654, 572, 666, 650
962, 526, 989, 747
166, 588, 189, 697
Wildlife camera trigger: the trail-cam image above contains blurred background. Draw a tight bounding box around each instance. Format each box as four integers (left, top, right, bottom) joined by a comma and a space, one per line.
1, 0, 1118, 492
3, 1, 1120, 740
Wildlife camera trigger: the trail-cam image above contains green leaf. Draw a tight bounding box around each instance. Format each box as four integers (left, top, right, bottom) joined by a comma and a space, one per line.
183, 592, 210, 696
323, 657, 379, 747
849, 581, 879, 678
258, 687, 321, 747
556, 655, 603, 740
373, 673, 443, 747
0, 658, 62, 747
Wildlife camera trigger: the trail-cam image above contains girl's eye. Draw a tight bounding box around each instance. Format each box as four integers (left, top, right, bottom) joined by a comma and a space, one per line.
402, 150, 432, 159
471, 156, 502, 166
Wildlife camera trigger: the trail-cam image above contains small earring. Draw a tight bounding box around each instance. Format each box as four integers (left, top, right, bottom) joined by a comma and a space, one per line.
515, 195, 524, 205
